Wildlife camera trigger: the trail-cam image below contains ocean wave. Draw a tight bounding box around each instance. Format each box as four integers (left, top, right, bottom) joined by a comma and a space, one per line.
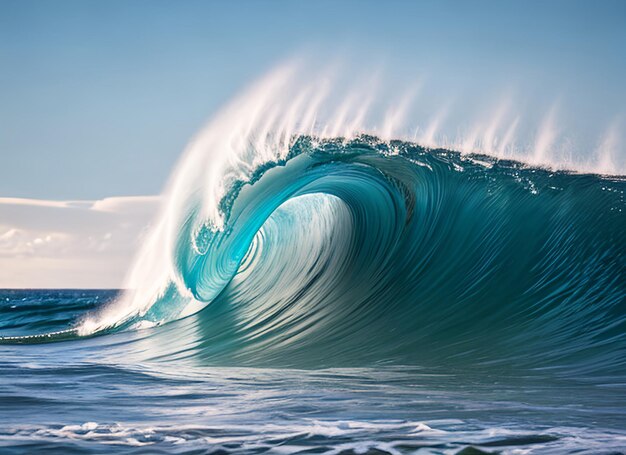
2, 63, 624, 375
56, 135, 624, 372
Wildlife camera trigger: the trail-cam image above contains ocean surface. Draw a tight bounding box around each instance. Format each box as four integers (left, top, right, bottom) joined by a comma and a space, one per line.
1, 138, 626, 454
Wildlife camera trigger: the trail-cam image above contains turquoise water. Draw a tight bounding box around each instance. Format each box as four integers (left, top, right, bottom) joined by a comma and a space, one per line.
1, 138, 625, 453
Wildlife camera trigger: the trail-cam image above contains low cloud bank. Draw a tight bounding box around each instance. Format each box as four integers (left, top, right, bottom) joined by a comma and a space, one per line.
0, 196, 160, 288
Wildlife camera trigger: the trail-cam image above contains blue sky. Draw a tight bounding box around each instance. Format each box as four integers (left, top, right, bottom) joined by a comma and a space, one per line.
1, 0, 625, 200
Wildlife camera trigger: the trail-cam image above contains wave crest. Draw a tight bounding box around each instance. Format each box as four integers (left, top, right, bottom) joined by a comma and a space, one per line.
73, 133, 626, 372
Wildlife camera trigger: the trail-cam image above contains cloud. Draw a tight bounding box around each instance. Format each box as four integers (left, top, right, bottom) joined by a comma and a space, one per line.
0, 196, 160, 288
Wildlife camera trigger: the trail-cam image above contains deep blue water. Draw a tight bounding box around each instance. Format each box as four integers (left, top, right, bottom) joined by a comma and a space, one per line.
1, 139, 626, 454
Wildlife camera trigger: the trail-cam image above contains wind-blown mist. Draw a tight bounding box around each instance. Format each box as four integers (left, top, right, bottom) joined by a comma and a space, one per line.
76, 61, 625, 338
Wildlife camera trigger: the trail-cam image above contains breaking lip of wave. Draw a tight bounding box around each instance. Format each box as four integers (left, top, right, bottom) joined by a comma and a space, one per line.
74, 60, 625, 338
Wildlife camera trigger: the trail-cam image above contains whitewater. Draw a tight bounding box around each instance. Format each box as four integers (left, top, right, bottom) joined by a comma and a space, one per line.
1, 62, 625, 454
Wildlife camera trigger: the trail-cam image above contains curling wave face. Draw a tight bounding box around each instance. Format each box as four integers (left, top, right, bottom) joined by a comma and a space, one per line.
52, 135, 622, 372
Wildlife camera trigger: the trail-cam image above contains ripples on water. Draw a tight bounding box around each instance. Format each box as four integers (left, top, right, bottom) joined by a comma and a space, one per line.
1, 299, 626, 455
